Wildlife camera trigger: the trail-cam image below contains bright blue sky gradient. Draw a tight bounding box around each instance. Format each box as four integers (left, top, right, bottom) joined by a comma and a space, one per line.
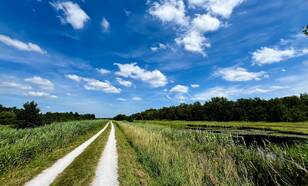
0, 0, 307, 117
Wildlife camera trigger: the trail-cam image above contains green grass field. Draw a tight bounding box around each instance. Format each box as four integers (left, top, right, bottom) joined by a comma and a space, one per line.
0, 120, 108, 186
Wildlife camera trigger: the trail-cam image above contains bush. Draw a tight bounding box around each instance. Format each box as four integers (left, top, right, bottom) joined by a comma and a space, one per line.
0, 111, 16, 125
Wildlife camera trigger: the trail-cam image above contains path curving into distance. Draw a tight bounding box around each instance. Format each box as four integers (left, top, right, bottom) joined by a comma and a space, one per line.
92, 121, 119, 186
25, 121, 110, 186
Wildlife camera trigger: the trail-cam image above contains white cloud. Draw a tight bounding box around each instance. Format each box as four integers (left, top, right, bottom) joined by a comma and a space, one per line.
96, 68, 110, 75
149, 0, 188, 26
66, 74, 121, 93
101, 17, 110, 32
252, 47, 297, 65
188, 0, 245, 18
66, 74, 83, 82
215, 67, 267, 81
175, 30, 210, 55
151, 43, 167, 52
192, 14, 221, 33
116, 77, 133, 87
26, 91, 57, 99
83, 78, 121, 93
132, 96, 142, 101
0, 34, 46, 54
24, 76, 54, 90
191, 84, 200, 88
117, 97, 127, 101
0, 81, 32, 90
114, 63, 168, 87
193, 85, 285, 101
169, 84, 189, 93
51, 1, 90, 30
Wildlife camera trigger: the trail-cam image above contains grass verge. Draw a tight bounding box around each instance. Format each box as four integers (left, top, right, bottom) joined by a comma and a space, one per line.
51, 123, 111, 186
0, 120, 107, 186
115, 122, 153, 186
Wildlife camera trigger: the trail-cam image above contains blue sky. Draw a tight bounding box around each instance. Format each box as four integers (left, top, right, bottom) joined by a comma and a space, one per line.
0, 0, 307, 117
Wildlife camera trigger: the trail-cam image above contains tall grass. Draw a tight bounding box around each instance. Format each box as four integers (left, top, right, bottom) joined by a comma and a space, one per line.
0, 120, 106, 174
119, 122, 308, 185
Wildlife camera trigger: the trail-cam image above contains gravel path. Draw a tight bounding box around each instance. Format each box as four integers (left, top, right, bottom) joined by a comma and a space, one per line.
91, 121, 119, 186
25, 121, 110, 186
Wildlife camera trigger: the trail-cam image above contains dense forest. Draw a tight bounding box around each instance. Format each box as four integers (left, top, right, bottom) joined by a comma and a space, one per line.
0, 101, 95, 128
115, 94, 308, 122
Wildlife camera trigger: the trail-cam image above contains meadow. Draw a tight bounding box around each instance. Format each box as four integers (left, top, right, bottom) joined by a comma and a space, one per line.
117, 120, 308, 185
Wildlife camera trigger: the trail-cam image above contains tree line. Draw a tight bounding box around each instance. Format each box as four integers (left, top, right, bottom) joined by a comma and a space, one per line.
0, 101, 95, 128
114, 94, 308, 122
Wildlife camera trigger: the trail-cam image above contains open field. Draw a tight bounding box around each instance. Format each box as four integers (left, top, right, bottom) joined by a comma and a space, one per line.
134, 120, 308, 137
0, 120, 307, 185
118, 121, 308, 185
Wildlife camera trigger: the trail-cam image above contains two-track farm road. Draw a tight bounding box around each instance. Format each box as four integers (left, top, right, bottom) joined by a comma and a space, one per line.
25, 121, 110, 186
92, 121, 119, 186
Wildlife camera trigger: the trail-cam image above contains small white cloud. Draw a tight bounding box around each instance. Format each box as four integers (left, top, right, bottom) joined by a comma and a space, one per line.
169, 84, 189, 93
151, 43, 167, 52
132, 96, 142, 101
149, 0, 188, 26
96, 68, 110, 75
101, 17, 110, 32
191, 84, 200, 88
26, 91, 57, 98
215, 67, 267, 81
51, 1, 90, 30
66, 74, 83, 82
252, 47, 297, 65
24, 76, 54, 90
0, 34, 46, 54
191, 14, 221, 33
0, 81, 32, 90
114, 63, 168, 87
116, 77, 133, 87
175, 30, 210, 55
83, 78, 121, 94
117, 97, 127, 101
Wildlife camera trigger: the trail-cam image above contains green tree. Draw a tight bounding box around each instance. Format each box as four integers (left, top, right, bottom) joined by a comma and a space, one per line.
0, 111, 16, 125
15, 101, 43, 128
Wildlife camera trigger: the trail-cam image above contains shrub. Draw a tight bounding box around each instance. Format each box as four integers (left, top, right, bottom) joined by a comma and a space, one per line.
15, 101, 42, 128
0, 111, 16, 125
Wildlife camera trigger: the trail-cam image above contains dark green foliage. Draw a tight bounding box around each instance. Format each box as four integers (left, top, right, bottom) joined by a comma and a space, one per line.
0, 102, 95, 127
15, 101, 42, 128
130, 94, 308, 122
0, 111, 16, 125
113, 114, 133, 122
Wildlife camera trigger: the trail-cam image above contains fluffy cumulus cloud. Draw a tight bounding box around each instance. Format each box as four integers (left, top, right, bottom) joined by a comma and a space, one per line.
169, 84, 189, 93
26, 91, 57, 99
215, 67, 267, 81
193, 85, 285, 101
24, 76, 54, 90
149, 0, 188, 26
175, 30, 210, 55
114, 63, 168, 87
149, 0, 244, 55
191, 14, 221, 33
188, 0, 244, 18
0, 34, 46, 54
252, 47, 308, 65
66, 74, 121, 93
51, 1, 90, 30
96, 68, 110, 75
116, 77, 133, 87
101, 17, 110, 32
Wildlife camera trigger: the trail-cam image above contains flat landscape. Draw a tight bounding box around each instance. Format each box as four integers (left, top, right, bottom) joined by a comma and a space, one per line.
0, 119, 307, 185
